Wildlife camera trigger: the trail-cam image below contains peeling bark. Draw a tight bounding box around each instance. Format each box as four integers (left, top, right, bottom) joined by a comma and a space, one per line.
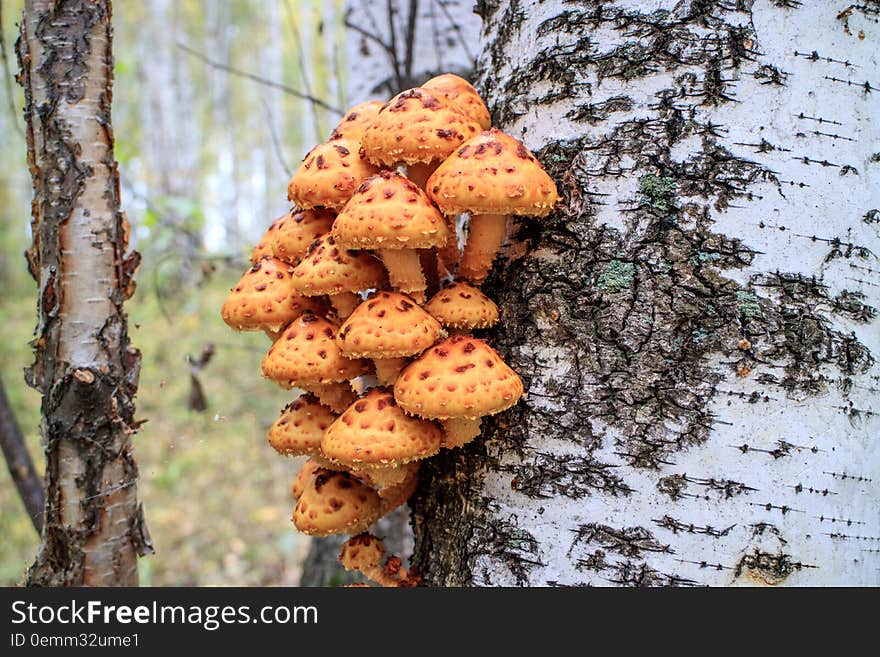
412, 0, 879, 586
17, 0, 151, 587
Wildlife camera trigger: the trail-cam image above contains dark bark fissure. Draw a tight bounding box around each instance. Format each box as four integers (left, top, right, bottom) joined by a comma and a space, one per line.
18, 0, 150, 587
412, 1, 875, 586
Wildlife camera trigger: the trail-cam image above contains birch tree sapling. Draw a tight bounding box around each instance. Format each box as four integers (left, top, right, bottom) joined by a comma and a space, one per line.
412, 0, 880, 586
18, 0, 151, 586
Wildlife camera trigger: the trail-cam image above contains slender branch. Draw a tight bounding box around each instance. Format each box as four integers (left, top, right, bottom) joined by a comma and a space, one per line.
434, 0, 476, 66
0, 376, 44, 534
386, 0, 403, 90
344, 14, 396, 58
403, 0, 419, 82
176, 41, 343, 115
282, 0, 324, 137
261, 96, 292, 177
0, 0, 24, 137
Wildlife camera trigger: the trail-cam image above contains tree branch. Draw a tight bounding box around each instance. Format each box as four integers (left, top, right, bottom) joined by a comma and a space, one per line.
176, 41, 343, 116
0, 376, 43, 534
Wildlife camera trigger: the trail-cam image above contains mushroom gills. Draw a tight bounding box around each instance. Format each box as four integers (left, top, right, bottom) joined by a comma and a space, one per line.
378, 249, 427, 303
329, 292, 361, 320
305, 381, 357, 413
373, 357, 409, 386
441, 417, 482, 449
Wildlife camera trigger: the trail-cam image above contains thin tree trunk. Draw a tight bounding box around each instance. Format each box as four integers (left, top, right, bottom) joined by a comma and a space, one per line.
0, 377, 44, 533
412, 0, 879, 586
18, 0, 151, 587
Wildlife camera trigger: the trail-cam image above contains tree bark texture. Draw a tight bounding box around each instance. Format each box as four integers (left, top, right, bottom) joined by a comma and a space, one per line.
412, 0, 879, 586
18, 0, 151, 586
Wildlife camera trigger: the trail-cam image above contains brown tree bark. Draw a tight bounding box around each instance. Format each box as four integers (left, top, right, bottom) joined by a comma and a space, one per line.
17, 0, 151, 587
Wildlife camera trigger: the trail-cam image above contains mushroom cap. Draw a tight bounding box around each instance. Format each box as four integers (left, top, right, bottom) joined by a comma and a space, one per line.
293, 468, 381, 536
271, 208, 336, 264
321, 388, 442, 468
426, 128, 559, 216
331, 171, 450, 250
425, 282, 499, 330
330, 100, 385, 142
393, 335, 524, 420
221, 256, 326, 332
291, 234, 387, 296
268, 394, 337, 457
422, 74, 491, 130
292, 459, 322, 499
287, 137, 381, 211
262, 312, 368, 386
337, 291, 443, 358
339, 533, 386, 572
360, 88, 481, 166
251, 215, 286, 263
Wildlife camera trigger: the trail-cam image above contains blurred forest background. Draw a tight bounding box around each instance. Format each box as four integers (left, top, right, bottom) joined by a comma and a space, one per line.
0, 0, 477, 585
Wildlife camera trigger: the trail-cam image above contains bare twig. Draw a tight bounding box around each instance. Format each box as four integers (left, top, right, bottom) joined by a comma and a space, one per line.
282, 0, 324, 138
0, 376, 43, 534
403, 0, 419, 82
434, 0, 476, 65
177, 41, 343, 115
260, 96, 292, 177
386, 0, 403, 90
0, 0, 24, 137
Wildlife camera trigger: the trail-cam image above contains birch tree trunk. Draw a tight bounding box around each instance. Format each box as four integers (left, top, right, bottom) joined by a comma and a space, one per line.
18, 0, 151, 587
412, 0, 880, 586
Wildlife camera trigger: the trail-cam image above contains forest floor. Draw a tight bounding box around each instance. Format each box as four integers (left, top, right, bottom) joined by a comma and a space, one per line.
0, 267, 313, 586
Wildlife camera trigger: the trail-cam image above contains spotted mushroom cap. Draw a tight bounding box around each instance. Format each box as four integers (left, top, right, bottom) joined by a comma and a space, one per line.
330, 100, 385, 142
331, 171, 450, 250
426, 128, 559, 216
291, 234, 387, 296
321, 388, 442, 468
422, 74, 491, 130
292, 459, 322, 499
251, 215, 286, 263
271, 208, 336, 264
268, 394, 337, 457
287, 137, 381, 211
339, 533, 385, 572
425, 282, 499, 330
221, 256, 326, 332
360, 88, 482, 166
293, 468, 381, 536
393, 335, 524, 420
262, 312, 369, 387
336, 291, 443, 359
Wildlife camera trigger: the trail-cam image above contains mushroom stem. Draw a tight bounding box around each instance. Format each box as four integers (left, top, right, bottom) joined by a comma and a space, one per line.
459, 213, 508, 284
305, 381, 356, 413
378, 249, 426, 303
373, 357, 409, 386
419, 248, 441, 298
437, 219, 461, 279
441, 417, 482, 448
406, 161, 439, 190
329, 292, 361, 319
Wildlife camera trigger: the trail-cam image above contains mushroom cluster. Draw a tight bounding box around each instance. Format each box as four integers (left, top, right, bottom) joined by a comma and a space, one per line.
220, 74, 558, 585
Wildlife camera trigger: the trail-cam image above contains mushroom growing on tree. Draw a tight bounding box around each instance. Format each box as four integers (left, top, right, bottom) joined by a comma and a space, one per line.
425, 282, 499, 334
427, 129, 559, 284
291, 233, 387, 319
339, 533, 420, 587
221, 256, 326, 333
335, 290, 444, 385
270, 208, 336, 264
393, 334, 523, 448
331, 171, 450, 303
329, 100, 385, 142
422, 73, 491, 130
261, 312, 368, 412
288, 136, 381, 211
268, 394, 337, 457
293, 468, 380, 537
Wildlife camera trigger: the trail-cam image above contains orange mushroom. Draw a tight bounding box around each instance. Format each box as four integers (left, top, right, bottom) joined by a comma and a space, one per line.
336, 290, 443, 385
268, 394, 337, 457
329, 100, 385, 142
424, 282, 499, 333
427, 129, 558, 284
393, 334, 523, 448
422, 73, 491, 130
271, 208, 336, 264
293, 468, 380, 536
287, 136, 381, 211
339, 533, 420, 587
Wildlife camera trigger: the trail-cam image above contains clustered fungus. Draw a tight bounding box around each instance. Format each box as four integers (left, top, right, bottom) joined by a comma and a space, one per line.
220, 74, 558, 585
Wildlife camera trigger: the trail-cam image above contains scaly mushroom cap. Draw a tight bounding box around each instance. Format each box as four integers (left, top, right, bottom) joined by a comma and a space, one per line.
271, 208, 336, 264
262, 312, 368, 386
425, 282, 499, 330
422, 74, 491, 130
331, 171, 450, 250
268, 394, 337, 457
292, 459, 322, 499
426, 128, 559, 216
339, 533, 386, 572
361, 88, 481, 166
291, 234, 387, 296
288, 137, 381, 211
293, 468, 381, 536
251, 215, 286, 263
337, 291, 443, 358
221, 256, 326, 332
322, 388, 442, 468
330, 100, 385, 142
394, 335, 523, 419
